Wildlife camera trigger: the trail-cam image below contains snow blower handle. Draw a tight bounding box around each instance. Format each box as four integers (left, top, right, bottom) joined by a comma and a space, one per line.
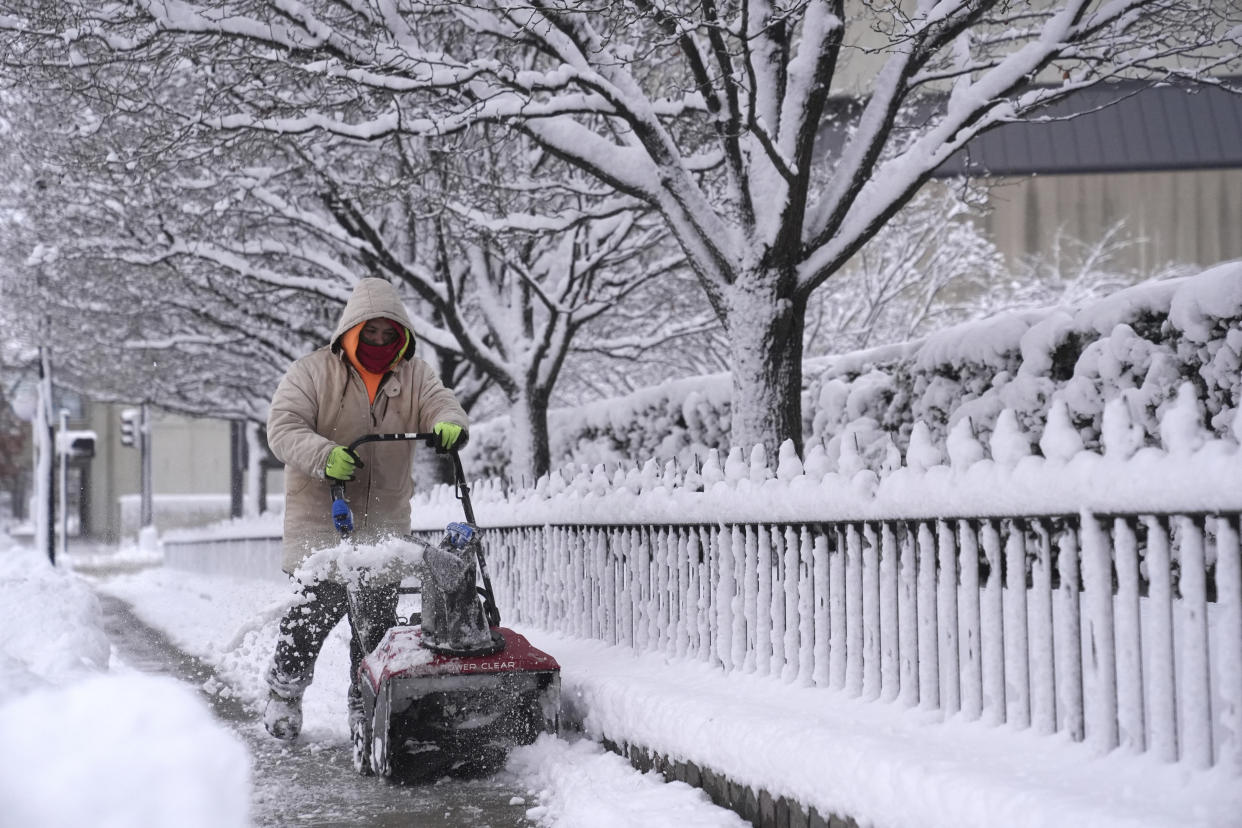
343, 433, 477, 524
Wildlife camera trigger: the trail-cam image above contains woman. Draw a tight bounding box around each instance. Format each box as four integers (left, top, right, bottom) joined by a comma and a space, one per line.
262, 277, 468, 741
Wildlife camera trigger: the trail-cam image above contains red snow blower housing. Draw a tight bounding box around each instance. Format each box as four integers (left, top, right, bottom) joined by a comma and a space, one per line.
331, 433, 560, 779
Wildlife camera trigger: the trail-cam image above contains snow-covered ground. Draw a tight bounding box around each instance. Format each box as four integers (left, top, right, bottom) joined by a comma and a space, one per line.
0, 540, 250, 828
4, 531, 1240, 828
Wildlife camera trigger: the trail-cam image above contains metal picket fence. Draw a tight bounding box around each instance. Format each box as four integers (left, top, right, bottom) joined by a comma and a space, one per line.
436, 511, 1242, 772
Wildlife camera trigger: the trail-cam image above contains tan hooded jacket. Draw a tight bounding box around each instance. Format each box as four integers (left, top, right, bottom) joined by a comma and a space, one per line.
267, 278, 468, 574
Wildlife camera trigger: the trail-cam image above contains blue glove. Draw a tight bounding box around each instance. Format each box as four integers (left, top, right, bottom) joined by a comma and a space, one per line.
325, 446, 360, 480
433, 422, 463, 449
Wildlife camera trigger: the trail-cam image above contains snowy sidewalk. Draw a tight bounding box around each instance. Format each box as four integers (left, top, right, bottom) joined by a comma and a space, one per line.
527, 630, 1242, 828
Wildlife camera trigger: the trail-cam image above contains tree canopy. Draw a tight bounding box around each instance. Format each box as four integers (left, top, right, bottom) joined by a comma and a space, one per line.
2, 0, 1238, 461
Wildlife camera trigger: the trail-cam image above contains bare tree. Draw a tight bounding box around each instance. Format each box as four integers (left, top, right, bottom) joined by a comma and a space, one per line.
2, 51, 696, 478
564, 268, 729, 400
1000, 222, 1195, 310
804, 184, 1007, 355
2, 0, 1239, 456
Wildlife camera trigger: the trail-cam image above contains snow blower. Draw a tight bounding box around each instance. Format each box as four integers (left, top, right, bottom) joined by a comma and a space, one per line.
330, 432, 560, 779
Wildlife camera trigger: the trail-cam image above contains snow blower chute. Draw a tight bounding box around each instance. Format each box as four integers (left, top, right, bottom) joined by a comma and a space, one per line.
330, 432, 560, 779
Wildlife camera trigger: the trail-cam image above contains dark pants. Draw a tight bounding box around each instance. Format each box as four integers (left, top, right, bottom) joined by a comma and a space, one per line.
269, 579, 398, 708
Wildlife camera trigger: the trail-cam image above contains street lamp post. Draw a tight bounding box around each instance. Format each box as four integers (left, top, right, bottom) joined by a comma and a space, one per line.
58, 407, 68, 561
140, 401, 153, 530
35, 347, 55, 565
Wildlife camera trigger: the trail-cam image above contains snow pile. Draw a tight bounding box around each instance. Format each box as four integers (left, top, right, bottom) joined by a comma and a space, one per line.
0, 676, 250, 828
509, 735, 746, 827
0, 541, 251, 827
0, 543, 110, 701
465, 263, 1242, 480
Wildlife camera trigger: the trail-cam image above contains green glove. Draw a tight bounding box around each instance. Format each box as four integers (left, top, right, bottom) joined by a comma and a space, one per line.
325, 446, 360, 481
433, 422, 463, 450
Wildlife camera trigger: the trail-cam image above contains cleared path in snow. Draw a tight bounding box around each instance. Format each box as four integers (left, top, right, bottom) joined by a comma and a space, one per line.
98, 593, 534, 827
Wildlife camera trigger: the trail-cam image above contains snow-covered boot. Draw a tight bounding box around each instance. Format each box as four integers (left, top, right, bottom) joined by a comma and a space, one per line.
263, 664, 308, 741
263, 689, 303, 741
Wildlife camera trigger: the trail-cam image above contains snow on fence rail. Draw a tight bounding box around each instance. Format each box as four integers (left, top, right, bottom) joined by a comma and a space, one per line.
412, 390, 1242, 772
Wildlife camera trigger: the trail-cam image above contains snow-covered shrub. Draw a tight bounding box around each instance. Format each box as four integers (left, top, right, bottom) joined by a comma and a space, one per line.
466, 373, 732, 480
466, 264, 1242, 481
802, 264, 1241, 472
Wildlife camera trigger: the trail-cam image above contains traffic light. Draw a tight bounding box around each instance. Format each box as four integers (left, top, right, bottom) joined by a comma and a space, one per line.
120, 408, 140, 447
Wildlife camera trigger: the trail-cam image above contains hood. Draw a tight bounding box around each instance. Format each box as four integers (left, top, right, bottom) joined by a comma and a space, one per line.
331, 278, 417, 356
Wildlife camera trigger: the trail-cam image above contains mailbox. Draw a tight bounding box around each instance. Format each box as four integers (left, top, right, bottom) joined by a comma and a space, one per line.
57, 429, 97, 459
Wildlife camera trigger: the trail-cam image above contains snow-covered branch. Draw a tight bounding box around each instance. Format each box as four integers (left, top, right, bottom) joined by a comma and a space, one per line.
3, 0, 1237, 456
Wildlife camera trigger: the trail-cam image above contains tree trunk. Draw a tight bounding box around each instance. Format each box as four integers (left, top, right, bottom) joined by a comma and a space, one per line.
725, 277, 806, 457
245, 421, 264, 517
507, 387, 552, 485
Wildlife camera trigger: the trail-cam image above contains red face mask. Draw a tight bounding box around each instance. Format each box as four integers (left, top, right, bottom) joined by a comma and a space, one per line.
355, 321, 405, 373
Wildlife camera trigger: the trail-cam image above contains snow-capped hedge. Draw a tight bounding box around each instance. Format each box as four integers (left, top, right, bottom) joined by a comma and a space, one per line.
413, 380, 1242, 528
465, 262, 1242, 480
807, 261, 1242, 476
